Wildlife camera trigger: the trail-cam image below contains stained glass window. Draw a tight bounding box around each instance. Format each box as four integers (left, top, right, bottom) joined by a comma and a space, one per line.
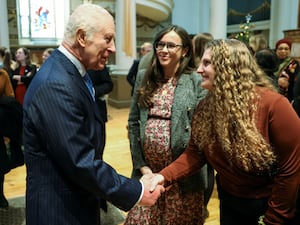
17, 0, 68, 45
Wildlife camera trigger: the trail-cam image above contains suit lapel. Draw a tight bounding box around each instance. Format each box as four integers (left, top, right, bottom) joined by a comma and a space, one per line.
54, 50, 105, 126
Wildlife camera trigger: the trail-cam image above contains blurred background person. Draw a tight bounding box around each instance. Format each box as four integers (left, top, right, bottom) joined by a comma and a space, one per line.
255, 48, 279, 89
42, 47, 54, 64
0, 47, 14, 76
11, 47, 37, 105
125, 25, 207, 225
274, 38, 299, 102
293, 75, 300, 117
0, 47, 16, 77
249, 33, 268, 54
192, 32, 214, 66
127, 42, 152, 96
0, 68, 23, 208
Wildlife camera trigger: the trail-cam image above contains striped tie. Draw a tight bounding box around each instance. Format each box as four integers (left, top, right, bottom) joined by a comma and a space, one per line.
83, 73, 95, 101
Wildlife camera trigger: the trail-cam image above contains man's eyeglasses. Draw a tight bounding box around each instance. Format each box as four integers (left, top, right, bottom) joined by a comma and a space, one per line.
155, 41, 183, 52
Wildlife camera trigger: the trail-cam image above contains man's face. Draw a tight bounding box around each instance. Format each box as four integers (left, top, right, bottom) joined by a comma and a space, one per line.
82, 16, 116, 70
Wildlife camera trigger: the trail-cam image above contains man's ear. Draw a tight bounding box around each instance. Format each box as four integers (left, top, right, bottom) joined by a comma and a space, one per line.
77, 29, 86, 47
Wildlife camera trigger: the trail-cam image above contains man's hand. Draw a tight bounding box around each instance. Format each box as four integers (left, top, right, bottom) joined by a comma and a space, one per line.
138, 174, 165, 206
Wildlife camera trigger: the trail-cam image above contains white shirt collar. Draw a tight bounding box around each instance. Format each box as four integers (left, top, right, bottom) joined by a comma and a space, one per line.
58, 45, 86, 77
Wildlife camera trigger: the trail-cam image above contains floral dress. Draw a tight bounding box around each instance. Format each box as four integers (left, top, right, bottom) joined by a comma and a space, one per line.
124, 78, 203, 225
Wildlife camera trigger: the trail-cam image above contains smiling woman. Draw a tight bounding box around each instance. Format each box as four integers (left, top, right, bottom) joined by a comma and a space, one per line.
149, 39, 300, 225
125, 25, 208, 225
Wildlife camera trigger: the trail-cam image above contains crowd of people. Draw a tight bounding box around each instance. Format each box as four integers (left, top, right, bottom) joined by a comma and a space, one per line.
0, 3, 299, 225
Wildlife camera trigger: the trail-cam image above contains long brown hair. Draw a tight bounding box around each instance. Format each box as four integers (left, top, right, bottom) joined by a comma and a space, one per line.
0, 47, 12, 72
137, 25, 195, 108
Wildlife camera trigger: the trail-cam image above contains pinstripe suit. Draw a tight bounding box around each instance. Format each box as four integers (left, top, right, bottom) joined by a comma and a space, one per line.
23, 49, 142, 225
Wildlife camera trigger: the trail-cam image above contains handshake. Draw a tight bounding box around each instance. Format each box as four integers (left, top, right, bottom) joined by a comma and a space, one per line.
138, 171, 166, 206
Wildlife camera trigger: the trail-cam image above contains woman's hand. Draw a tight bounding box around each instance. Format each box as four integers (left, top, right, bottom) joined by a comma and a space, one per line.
12, 75, 23, 84
278, 71, 289, 91
140, 166, 153, 175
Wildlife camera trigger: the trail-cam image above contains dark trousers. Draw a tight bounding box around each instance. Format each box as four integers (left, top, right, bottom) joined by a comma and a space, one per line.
290, 191, 300, 225
216, 175, 268, 225
0, 96, 23, 174
204, 163, 214, 207
217, 175, 299, 225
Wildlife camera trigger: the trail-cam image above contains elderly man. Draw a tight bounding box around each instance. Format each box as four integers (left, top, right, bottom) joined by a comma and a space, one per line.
23, 4, 164, 225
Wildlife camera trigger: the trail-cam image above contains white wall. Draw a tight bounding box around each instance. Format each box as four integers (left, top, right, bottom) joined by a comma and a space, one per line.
172, 0, 211, 35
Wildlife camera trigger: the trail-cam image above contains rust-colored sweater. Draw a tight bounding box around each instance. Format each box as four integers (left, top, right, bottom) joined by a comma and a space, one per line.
160, 88, 300, 225
0, 69, 14, 97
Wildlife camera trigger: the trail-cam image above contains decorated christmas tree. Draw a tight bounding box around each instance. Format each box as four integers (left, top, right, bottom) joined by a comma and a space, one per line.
235, 14, 256, 45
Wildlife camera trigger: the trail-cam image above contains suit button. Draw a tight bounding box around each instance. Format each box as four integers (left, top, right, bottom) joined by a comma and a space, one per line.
185, 126, 189, 132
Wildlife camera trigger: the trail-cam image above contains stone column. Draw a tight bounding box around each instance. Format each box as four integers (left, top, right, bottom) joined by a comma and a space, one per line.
108, 0, 136, 108
209, 0, 228, 39
0, 0, 10, 48
114, 0, 136, 70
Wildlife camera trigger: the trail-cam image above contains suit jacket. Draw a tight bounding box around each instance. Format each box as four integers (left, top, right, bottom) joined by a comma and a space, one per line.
23, 49, 142, 225
128, 69, 208, 194
126, 59, 139, 96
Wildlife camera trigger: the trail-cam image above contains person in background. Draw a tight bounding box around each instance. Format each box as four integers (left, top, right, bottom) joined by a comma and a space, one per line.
11, 47, 37, 105
88, 65, 113, 123
23, 4, 163, 225
0, 68, 23, 208
274, 38, 299, 102
149, 39, 300, 225
125, 25, 207, 225
192, 32, 214, 66
137, 50, 153, 72
293, 74, 300, 117
42, 47, 54, 64
127, 42, 152, 96
0, 47, 14, 76
249, 33, 268, 54
255, 48, 279, 89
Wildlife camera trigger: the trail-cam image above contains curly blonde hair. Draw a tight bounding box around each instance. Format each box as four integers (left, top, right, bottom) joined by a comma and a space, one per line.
193, 39, 276, 172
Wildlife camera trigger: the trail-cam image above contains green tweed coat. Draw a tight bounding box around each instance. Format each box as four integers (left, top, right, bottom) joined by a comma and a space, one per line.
128, 69, 208, 193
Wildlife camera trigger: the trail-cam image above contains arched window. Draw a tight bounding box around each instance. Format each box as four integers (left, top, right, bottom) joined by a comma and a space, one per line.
17, 0, 68, 45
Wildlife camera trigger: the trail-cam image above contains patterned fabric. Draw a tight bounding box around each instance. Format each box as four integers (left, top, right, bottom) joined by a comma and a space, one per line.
124, 78, 204, 225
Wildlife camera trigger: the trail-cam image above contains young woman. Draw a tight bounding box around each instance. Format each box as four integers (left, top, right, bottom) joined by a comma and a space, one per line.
149, 39, 300, 225
274, 38, 299, 102
125, 25, 207, 225
11, 47, 36, 105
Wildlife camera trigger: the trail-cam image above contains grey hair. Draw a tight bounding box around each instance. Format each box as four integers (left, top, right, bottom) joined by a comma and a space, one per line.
63, 4, 110, 45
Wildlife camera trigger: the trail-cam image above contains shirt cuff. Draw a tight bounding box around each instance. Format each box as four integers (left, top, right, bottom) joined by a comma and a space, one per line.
136, 180, 144, 205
